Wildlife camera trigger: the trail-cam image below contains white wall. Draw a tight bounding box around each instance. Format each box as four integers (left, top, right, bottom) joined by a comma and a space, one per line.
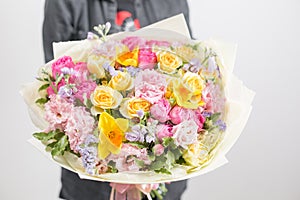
0, 0, 299, 199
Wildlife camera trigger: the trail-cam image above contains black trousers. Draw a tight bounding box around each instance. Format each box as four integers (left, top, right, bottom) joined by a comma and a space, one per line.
59, 168, 187, 200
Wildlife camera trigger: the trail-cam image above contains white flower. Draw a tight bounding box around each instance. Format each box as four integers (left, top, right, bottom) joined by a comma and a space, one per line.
172, 120, 198, 149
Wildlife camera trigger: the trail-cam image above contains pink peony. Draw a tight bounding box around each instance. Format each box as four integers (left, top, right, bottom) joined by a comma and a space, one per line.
44, 95, 73, 130
121, 36, 147, 51
169, 105, 190, 124
169, 106, 205, 131
134, 69, 167, 104
172, 120, 198, 149
138, 49, 157, 70
156, 124, 173, 141
150, 98, 171, 123
65, 106, 95, 152
51, 56, 75, 77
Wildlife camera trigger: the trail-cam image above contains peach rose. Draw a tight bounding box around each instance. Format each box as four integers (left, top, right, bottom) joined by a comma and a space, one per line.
120, 97, 151, 119
91, 85, 123, 111
109, 71, 133, 91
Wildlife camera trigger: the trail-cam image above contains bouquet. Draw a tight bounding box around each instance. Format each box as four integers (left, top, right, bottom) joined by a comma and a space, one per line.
21, 15, 254, 199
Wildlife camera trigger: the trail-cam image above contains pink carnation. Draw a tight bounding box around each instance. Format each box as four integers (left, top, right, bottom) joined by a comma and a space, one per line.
134, 69, 167, 104
138, 49, 157, 70
44, 95, 73, 130
65, 106, 95, 152
156, 124, 173, 141
150, 98, 171, 123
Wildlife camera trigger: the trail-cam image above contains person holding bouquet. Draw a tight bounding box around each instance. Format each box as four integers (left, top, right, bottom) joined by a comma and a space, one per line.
42, 0, 192, 199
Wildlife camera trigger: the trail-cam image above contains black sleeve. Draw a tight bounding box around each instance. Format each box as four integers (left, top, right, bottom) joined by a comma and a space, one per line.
43, 0, 89, 63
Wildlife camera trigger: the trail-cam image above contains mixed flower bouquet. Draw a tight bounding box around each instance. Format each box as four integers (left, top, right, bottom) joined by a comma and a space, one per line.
22, 15, 254, 200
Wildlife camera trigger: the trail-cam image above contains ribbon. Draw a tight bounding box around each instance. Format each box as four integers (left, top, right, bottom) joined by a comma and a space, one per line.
109, 183, 159, 200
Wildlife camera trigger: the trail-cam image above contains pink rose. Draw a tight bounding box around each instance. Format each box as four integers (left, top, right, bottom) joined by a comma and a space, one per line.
152, 144, 164, 156
172, 120, 198, 149
122, 36, 147, 51
51, 56, 75, 77
138, 49, 157, 70
156, 124, 173, 141
150, 99, 171, 123
134, 69, 167, 104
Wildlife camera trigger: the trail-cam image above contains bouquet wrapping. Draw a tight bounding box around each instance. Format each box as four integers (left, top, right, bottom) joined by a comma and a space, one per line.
21, 15, 254, 199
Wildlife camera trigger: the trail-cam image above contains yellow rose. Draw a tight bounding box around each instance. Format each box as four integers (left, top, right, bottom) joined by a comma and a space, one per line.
116, 48, 139, 67
98, 112, 129, 159
182, 71, 205, 96
173, 45, 198, 62
172, 72, 205, 109
120, 97, 151, 118
157, 51, 182, 74
87, 54, 111, 79
183, 142, 209, 167
91, 85, 123, 111
108, 71, 133, 91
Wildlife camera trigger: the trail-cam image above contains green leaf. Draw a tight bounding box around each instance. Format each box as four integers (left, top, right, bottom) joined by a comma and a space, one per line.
165, 151, 175, 169
35, 98, 48, 105
51, 135, 68, 157
33, 130, 57, 142
210, 112, 221, 122
162, 137, 173, 147
149, 156, 167, 171
38, 83, 50, 92
154, 167, 171, 175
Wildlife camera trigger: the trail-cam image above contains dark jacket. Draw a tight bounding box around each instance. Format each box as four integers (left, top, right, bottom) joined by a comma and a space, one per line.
43, 0, 191, 63
42, 0, 190, 199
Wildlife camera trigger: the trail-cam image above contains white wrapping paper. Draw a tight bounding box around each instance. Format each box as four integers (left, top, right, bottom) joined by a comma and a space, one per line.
22, 14, 254, 184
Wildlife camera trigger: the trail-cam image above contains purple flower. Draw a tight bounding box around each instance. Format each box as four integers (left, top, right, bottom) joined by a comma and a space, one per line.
125, 124, 147, 143
215, 119, 226, 131
77, 135, 99, 175
103, 62, 118, 76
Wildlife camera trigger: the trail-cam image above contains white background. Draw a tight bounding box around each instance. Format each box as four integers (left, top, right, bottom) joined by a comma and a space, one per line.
0, 0, 299, 199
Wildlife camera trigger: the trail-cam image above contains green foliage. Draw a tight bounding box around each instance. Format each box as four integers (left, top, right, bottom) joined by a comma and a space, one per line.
33, 129, 71, 157
38, 83, 50, 92
35, 97, 48, 105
